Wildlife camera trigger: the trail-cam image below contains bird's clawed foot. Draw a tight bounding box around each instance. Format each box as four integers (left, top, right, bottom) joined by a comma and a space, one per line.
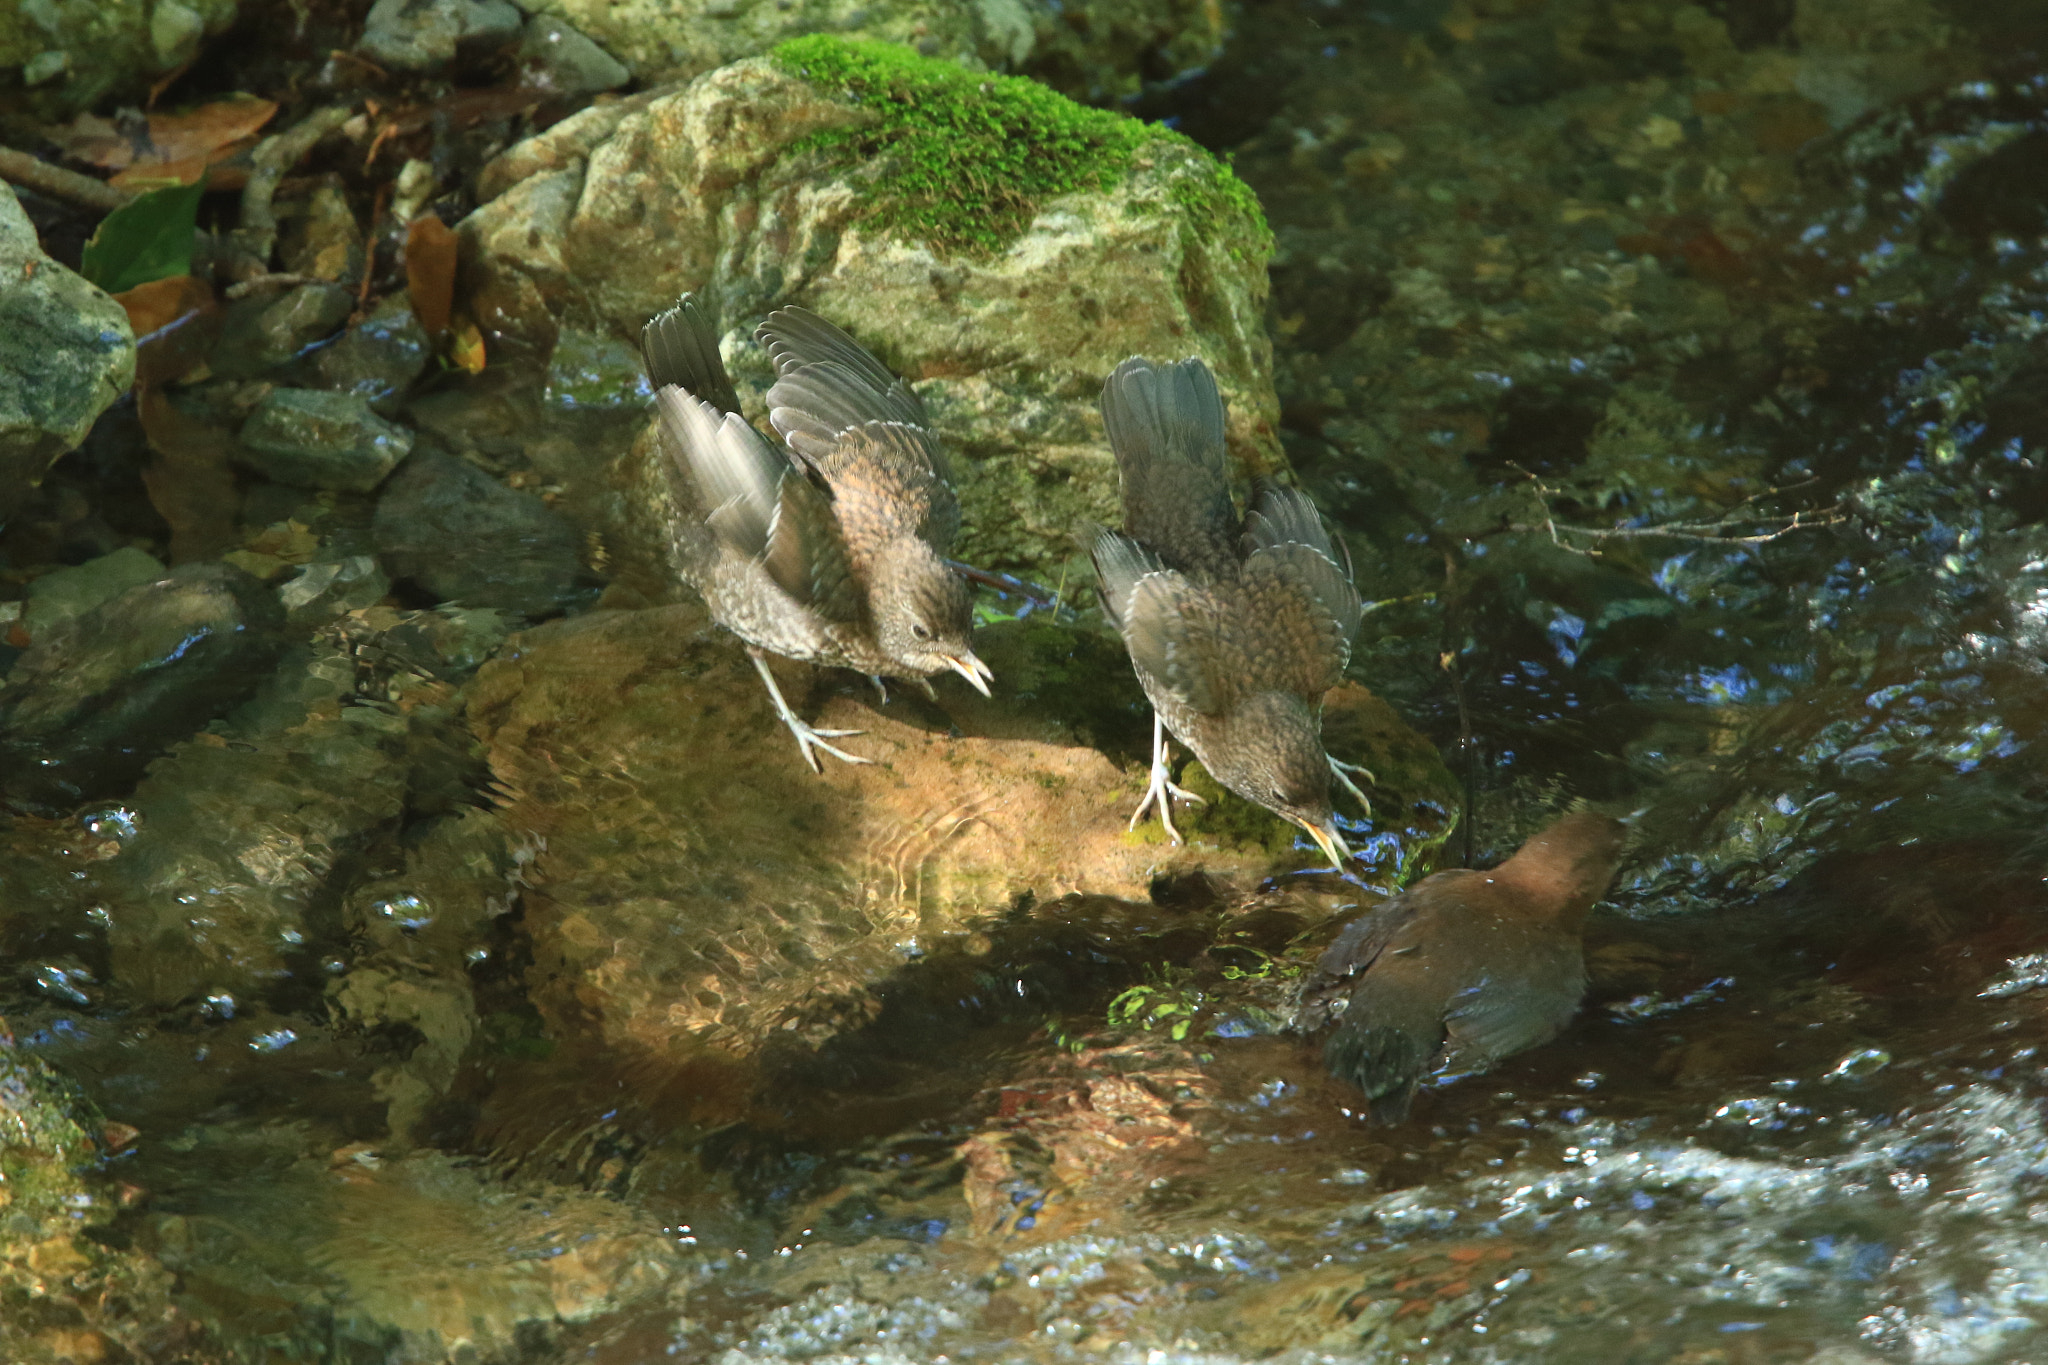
1129, 713, 1205, 845
785, 718, 874, 773
751, 650, 874, 773
1329, 755, 1375, 816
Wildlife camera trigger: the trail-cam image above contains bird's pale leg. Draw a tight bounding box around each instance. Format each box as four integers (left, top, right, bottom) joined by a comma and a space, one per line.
749, 649, 872, 772
869, 675, 891, 704
1328, 755, 1374, 816
1129, 713, 1206, 844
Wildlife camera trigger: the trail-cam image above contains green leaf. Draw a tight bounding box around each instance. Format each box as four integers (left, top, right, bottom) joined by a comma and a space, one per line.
81, 182, 205, 295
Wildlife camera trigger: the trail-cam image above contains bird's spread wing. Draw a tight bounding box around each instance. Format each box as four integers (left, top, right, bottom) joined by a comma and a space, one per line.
640, 294, 741, 416
1100, 356, 1237, 577
758, 306, 929, 421
1241, 483, 1362, 693
754, 307, 957, 555
1091, 528, 1226, 716
1439, 942, 1585, 1074
655, 386, 859, 622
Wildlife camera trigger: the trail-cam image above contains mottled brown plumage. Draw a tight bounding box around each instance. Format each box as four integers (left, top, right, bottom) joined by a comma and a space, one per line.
640, 294, 991, 770
1089, 356, 1366, 864
1292, 812, 1628, 1122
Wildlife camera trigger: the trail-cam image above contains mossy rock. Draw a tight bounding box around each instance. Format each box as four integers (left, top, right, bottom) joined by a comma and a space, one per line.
464, 41, 1279, 586
771, 35, 1268, 262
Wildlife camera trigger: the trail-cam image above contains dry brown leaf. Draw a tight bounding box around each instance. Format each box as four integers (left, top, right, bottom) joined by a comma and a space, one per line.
107, 94, 277, 189
115, 275, 220, 387
138, 386, 240, 564
405, 213, 458, 337
48, 112, 134, 170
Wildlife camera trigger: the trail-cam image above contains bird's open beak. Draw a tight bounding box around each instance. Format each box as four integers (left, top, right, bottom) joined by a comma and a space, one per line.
942, 651, 995, 698
1296, 816, 1351, 870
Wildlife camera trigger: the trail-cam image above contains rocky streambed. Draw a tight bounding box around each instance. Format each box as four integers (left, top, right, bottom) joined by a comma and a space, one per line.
4, 1, 2048, 1362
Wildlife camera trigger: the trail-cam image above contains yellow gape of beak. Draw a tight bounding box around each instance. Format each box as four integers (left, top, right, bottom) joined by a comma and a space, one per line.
943, 652, 994, 698
1298, 816, 1351, 870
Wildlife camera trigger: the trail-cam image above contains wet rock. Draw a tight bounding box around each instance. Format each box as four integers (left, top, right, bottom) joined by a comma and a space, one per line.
463, 44, 1276, 583
466, 606, 1306, 1104
542, 325, 651, 415
279, 181, 366, 284
88, 631, 461, 1007
379, 604, 514, 677
0, 563, 287, 813
208, 282, 353, 378
238, 387, 415, 492
331, 809, 525, 1141
0, 1044, 194, 1363
134, 1130, 685, 1358
19, 545, 165, 637
0, 185, 136, 512
517, 14, 630, 96
306, 295, 433, 413
277, 555, 392, 628
372, 449, 603, 619
357, 0, 523, 72
0, 0, 237, 113
518, 0, 1225, 104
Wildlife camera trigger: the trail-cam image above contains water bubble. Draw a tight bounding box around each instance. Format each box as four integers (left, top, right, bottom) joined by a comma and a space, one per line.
1826, 1048, 1892, 1081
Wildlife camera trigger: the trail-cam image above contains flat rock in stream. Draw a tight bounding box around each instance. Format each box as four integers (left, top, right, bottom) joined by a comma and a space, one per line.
0, 562, 286, 813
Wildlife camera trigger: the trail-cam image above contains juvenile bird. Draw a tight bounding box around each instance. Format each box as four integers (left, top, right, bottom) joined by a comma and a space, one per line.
1089, 356, 1366, 866
1292, 811, 1627, 1122
640, 294, 992, 770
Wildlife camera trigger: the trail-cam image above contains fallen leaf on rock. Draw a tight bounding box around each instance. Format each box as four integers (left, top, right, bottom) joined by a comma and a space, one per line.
81, 181, 205, 294
107, 94, 277, 190
48, 112, 135, 169
405, 214, 458, 337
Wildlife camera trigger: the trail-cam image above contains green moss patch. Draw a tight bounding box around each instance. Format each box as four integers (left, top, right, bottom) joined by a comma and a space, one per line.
771, 35, 1268, 259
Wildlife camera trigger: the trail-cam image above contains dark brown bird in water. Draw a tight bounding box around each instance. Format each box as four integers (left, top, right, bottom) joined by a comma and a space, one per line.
1292, 811, 1627, 1122
640, 294, 992, 770
1089, 356, 1367, 866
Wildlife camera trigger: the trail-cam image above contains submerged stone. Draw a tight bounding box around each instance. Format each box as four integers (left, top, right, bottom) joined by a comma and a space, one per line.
306, 295, 433, 414
238, 387, 415, 492
0, 562, 287, 813
19, 545, 166, 636
276, 554, 392, 628
372, 449, 603, 619
208, 283, 353, 380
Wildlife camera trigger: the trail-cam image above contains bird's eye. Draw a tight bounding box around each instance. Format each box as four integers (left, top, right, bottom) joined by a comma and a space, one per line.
1271, 788, 1288, 806
911, 622, 932, 641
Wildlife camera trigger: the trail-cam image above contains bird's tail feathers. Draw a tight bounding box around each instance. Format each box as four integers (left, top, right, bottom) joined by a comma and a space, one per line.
1324, 1023, 1431, 1124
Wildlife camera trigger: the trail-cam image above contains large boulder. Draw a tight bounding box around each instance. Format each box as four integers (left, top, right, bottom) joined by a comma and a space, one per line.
464, 605, 1445, 1114
518, 0, 1225, 104
0, 185, 135, 512
460, 38, 1278, 584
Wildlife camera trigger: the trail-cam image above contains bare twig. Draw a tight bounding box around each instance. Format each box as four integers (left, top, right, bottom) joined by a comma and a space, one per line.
947, 560, 1074, 615
0, 145, 130, 214
1506, 463, 1844, 554
232, 104, 355, 274
224, 271, 332, 299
